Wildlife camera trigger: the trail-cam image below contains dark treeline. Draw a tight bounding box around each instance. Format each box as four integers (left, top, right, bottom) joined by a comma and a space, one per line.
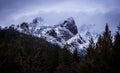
0, 24, 120, 73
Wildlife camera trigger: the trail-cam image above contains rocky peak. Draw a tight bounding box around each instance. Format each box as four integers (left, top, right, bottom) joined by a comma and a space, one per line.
32, 17, 43, 24
46, 29, 57, 38
16, 17, 88, 53
61, 17, 78, 35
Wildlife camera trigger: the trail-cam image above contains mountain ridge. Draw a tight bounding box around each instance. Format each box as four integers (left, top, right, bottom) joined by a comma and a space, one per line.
5, 17, 99, 52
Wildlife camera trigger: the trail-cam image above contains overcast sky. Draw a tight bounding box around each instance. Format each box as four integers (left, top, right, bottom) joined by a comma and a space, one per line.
0, 0, 120, 32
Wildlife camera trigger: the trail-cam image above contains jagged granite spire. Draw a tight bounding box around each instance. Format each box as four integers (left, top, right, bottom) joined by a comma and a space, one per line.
62, 17, 78, 35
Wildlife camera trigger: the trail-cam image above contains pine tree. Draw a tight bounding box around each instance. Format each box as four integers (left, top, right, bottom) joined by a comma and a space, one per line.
96, 24, 112, 61
60, 45, 73, 65
73, 48, 80, 63
103, 23, 112, 50
111, 25, 120, 73
80, 38, 97, 73
95, 24, 112, 73
87, 38, 95, 57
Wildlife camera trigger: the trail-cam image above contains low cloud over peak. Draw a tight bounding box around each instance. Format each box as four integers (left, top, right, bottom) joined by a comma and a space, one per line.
0, 0, 119, 32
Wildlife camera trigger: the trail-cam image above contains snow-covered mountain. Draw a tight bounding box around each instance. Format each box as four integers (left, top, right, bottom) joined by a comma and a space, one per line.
36, 17, 80, 49
14, 17, 99, 53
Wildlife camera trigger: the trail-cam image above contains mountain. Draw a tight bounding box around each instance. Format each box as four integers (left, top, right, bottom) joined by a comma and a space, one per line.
1, 17, 119, 73
0, 27, 75, 73
40, 17, 77, 46
12, 17, 99, 53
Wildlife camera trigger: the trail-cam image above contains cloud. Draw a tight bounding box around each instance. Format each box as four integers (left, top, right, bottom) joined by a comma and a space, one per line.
0, 0, 120, 32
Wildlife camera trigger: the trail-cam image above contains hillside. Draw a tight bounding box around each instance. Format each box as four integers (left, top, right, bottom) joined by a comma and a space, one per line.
0, 22, 120, 73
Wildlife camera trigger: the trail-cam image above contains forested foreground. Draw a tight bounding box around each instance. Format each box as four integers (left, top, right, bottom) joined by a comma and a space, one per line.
0, 24, 120, 73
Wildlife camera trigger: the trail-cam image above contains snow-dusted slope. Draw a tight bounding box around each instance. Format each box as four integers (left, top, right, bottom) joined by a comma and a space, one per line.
14, 17, 99, 53
66, 34, 87, 52
39, 17, 78, 48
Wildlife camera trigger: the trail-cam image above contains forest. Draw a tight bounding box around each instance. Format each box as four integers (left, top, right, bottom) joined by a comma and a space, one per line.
0, 24, 120, 73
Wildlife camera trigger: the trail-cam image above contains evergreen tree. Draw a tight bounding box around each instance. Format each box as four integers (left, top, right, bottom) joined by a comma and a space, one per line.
111, 25, 120, 73
87, 38, 95, 57
80, 38, 97, 73
96, 24, 112, 61
103, 23, 112, 49
95, 24, 112, 73
59, 45, 73, 65
73, 48, 80, 63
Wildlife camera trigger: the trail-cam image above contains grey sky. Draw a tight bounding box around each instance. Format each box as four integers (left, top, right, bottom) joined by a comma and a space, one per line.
0, 0, 120, 32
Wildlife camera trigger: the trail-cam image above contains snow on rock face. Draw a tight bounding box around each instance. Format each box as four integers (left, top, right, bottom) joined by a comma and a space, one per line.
66, 34, 87, 52
16, 17, 97, 53
37, 17, 89, 53
39, 17, 78, 48
62, 17, 78, 35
